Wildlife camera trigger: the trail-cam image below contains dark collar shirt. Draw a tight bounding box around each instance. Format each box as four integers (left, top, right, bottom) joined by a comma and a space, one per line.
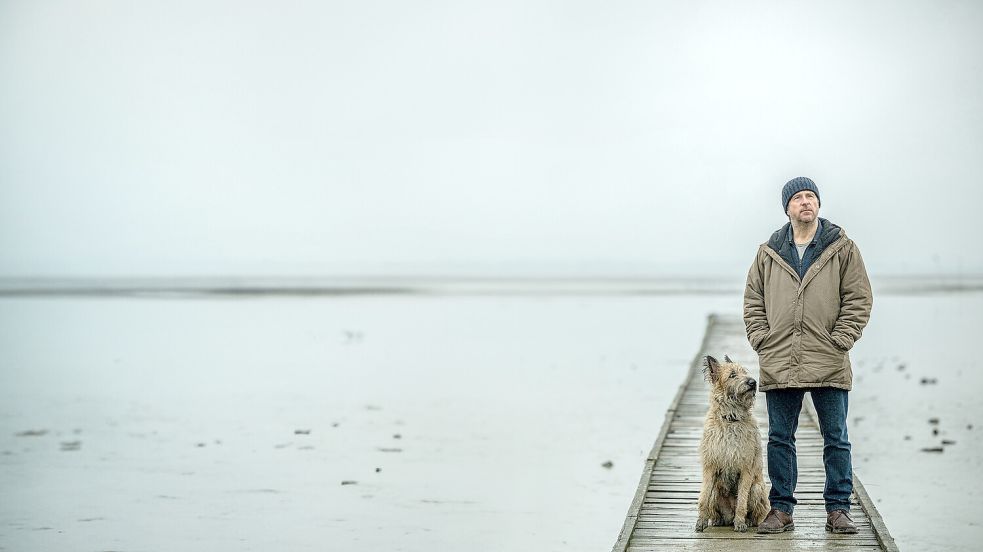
787, 219, 823, 280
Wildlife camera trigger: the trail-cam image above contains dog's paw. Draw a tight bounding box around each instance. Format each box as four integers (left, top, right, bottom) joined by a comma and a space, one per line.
733, 519, 749, 533
695, 517, 710, 532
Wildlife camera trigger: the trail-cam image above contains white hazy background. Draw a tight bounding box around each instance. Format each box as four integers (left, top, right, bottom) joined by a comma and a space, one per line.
3, 4, 983, 551
2, 0, 982, 279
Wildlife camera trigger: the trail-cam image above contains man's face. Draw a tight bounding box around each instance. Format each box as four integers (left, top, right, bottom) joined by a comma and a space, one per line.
786, 190, 819, 224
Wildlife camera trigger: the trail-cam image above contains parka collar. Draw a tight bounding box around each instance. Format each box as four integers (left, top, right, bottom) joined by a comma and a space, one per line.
767, 218, 841, 267
762, 218, 846, 286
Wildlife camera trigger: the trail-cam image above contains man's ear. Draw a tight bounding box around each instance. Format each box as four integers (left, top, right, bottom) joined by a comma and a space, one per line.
703, 355, 720, 383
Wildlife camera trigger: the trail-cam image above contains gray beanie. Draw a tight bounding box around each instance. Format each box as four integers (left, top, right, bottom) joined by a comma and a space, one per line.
782, 177, 820, 212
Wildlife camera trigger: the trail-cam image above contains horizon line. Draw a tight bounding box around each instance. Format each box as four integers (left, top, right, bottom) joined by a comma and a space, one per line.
1, 273, 981, 298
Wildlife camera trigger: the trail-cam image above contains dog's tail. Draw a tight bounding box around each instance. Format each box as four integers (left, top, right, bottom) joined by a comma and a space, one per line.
751, 481, 771, 525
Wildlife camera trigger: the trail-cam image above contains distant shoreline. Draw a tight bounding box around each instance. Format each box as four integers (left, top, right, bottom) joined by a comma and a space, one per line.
1, 275, 981, 297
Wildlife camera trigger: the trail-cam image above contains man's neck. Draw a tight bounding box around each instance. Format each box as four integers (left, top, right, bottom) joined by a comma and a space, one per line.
791, 219, 819, 245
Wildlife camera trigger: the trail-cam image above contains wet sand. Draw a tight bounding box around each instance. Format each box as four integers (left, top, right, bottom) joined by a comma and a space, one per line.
0, 289, 980, 550
848, 293, 983, 552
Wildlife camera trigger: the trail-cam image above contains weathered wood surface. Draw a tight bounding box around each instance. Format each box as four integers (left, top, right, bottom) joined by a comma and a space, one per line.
613, 314, 898, 552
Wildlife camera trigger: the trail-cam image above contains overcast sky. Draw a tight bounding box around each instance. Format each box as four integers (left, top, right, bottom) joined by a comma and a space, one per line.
1, 0, 981, 278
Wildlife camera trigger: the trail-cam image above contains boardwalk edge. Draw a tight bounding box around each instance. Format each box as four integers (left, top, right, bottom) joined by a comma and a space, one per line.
803, 395, 900, 551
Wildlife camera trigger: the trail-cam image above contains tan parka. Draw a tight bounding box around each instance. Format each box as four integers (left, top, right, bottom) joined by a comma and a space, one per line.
744, 219, 872, 391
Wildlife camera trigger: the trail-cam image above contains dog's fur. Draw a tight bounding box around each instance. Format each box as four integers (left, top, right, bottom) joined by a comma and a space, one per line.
695, 355, 770, 532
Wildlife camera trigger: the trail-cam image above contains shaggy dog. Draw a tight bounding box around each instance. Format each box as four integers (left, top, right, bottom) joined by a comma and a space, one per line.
695, 355, 770, 532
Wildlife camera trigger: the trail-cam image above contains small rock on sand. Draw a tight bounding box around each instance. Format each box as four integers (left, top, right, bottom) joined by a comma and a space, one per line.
341, 480, 358, 486
393, 433, 402, 439
942, 439, 957, 445
294, 429, 311, 435
16, 429, 48, 437
920, 378, 938, 385
342, 330, 364, 343
920, 447, 944, 453
601, 461, 614, 469
929, 417, 940, 425
60, 441, 82, 451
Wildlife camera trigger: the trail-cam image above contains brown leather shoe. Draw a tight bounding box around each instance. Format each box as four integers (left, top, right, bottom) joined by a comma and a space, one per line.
757, 508, 794, 534
826, 509, 858, 534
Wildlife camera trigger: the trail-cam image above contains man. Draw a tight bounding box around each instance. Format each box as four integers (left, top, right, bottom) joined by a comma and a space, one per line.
743, 176, 873, 535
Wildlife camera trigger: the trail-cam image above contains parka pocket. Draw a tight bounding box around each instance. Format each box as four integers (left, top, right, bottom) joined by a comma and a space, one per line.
754, 327, 775, 352
820, 328, 849, 352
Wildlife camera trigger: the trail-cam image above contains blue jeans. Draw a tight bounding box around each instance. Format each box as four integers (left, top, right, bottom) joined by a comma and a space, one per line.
765, 387, 853, 515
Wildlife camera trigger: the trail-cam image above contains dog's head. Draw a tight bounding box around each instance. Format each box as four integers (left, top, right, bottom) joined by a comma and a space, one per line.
703, 355, 757, 400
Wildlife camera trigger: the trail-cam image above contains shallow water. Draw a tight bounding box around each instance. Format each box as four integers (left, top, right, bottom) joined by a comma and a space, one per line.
0, 291, 979, 551
0, 294, 738, 551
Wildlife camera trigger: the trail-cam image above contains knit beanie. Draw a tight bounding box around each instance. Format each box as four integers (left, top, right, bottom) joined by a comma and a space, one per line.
782, 177, 820, 213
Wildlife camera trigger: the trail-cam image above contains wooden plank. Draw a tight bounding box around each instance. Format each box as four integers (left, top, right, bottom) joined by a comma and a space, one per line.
627, 539, 882, 551
632, 528, 880, 543
612, 313, 895, 551
634, 516, 873, 525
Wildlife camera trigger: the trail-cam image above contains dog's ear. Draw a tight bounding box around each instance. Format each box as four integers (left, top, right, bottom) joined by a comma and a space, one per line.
703, 355, 720, 383
724, 354, 733, 363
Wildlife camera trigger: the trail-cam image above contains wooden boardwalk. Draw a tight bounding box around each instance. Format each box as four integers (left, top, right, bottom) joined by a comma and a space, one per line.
613, 314, 898, 551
